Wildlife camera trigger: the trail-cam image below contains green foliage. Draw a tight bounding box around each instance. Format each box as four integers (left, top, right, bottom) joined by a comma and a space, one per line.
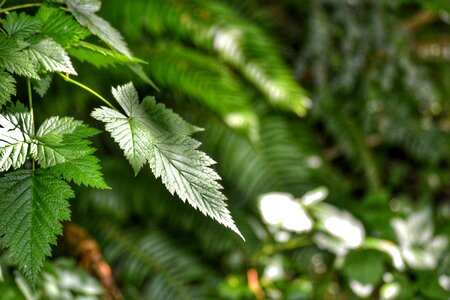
92, 83, 242, 238
0, 0, 449, 299
55, 0, 131, 57
0, 169, 73, 283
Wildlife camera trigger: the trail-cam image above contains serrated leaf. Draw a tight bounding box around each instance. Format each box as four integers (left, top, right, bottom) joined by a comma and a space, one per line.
59, 0, 131, 57
0, 168, 73, 283
0, 35, 38, 78
0, 111, 33, 172
26, 38, 77, 75
92, 82, 243, 238
37, 5, 90, 47
33, 116, 107, 188
91, 105, 154, 174
2, 12, 42, 39
32, 74, 53, 98
0, 70, 16, 106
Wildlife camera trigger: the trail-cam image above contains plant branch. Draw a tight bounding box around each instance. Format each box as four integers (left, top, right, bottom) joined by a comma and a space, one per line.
27, 79, 35, 171
63, 222, 123, 300
0, 3, 42, 13
403, 10, 439, 31
58, 73, 118, 110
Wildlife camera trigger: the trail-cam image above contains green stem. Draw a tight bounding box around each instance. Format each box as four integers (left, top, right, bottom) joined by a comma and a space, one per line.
27, 79, 34, 125
0, 3, 42, 13
27, 79, 35, 172
58, 73, 117, 110
0, 0, 6, 9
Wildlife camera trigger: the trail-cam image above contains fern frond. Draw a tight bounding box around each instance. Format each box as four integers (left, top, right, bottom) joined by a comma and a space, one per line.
57, 0, 131, 57
0, 70, 16, 106
0, 169, 74, 283
111, 0, 309, 115
139, 42, 257, 131
92, 83, 243, 238
68, 41, 142, 69
98, 226, 216, 300
0, 111, 33, 172
321, 105, 381, 191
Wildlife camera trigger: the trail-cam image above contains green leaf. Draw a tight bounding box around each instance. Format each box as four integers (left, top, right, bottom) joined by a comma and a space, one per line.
0, 35, 39, 79
32, 74, 53, 98
68, 41, 142, 68
0, 111, 33, 172
36, 5, 90, 48
59, 0, 131, 57
2, 12, 42, 39
33, 116, 107, 188
342, 249, 387, 285
91, 83, 243, 238
0, 70, 16, 106
26, 38, 77, 75
0, 168, 73, 283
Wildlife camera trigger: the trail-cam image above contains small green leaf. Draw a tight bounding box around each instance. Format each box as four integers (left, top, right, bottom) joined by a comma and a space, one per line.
26, 38, 77, 75
32, 74, 53, 98
2, 12, 42, 39
0, 70, 16, 106
0, 111, 33, 172
0, 168, 74, 284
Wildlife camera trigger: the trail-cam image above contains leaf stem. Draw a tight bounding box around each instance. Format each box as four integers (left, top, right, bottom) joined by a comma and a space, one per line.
57, 73, 117, 110
0, 3, 42, 13
0, 0, 6, 9
27, 79, 34, 125
27, 79, 35, 172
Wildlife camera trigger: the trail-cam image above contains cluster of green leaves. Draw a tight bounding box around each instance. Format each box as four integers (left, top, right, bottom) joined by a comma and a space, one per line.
1, 0, 450, 299
0, 0, 243, 288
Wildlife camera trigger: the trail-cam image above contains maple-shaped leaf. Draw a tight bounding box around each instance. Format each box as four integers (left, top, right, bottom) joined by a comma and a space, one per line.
92, 83, 243, 239
0, 168, 74, 284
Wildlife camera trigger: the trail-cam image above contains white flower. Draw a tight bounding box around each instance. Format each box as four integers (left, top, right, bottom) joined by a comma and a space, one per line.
312, 203, 365, 255
259, 193, 313, 233
391, 207, 448, 270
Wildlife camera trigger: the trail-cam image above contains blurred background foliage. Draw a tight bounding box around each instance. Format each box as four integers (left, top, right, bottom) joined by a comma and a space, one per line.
1, 0, 450, 299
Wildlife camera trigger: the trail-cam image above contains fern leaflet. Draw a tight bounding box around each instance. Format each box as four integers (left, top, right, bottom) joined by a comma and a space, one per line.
91, 83, 243, 238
